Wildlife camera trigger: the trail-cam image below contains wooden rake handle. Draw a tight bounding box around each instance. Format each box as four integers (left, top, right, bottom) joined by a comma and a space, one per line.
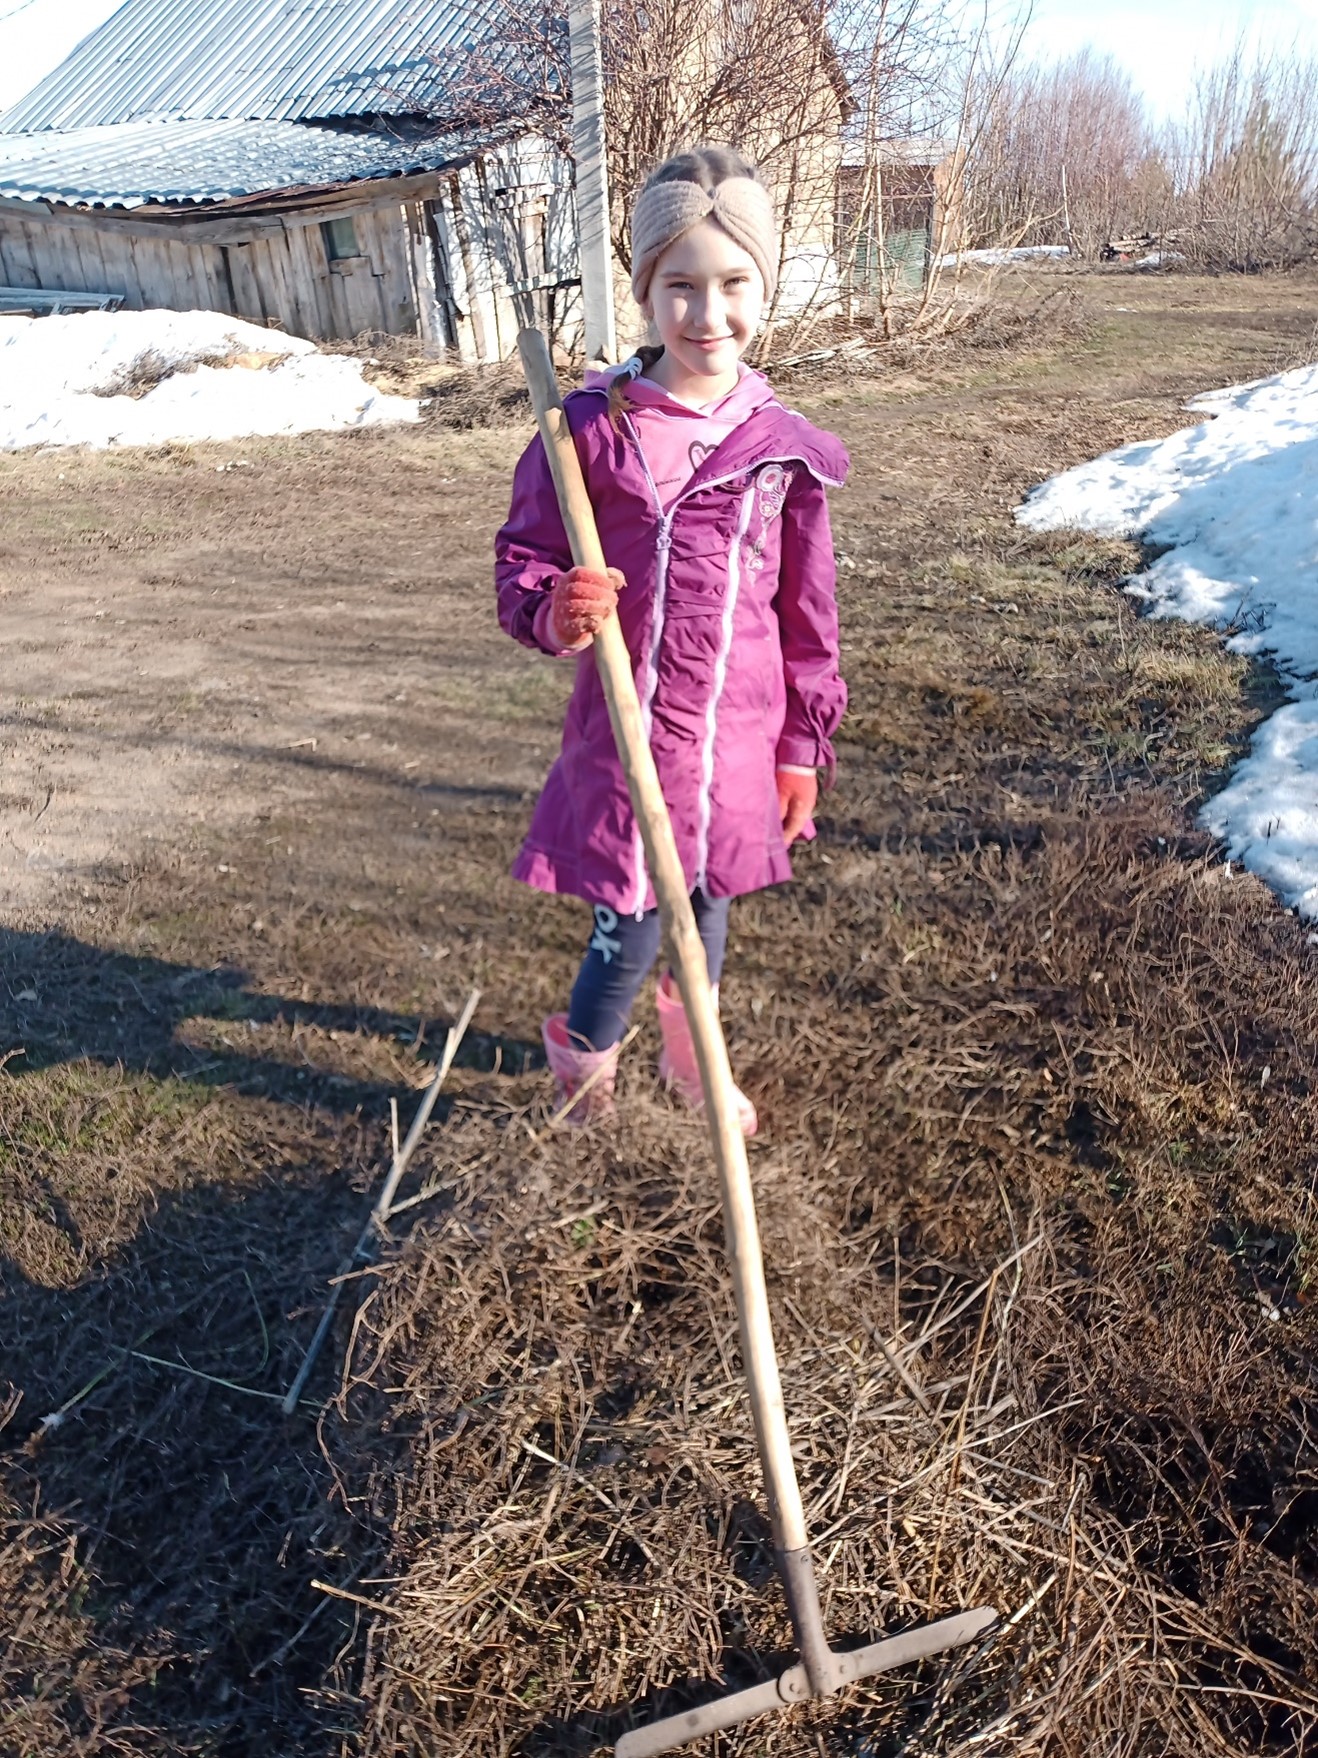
515, 329, 810, 1556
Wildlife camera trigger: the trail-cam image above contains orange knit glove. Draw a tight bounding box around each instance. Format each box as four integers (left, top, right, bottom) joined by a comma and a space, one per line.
547, 565, 625, 649
776, 766, 817, 845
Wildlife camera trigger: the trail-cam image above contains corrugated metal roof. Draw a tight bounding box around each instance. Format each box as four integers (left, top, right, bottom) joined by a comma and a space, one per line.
0, 115, 491, 206
2, 0, 507, 134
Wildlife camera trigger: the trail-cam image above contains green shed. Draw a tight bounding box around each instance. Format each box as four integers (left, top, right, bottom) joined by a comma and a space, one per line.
837, 138, 958, 301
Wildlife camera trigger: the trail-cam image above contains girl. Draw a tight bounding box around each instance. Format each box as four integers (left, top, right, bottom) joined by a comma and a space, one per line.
495, 146, 848, 1133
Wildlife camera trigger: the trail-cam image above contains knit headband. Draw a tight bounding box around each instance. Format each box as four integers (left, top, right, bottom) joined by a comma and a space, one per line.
630, 175, 778, 308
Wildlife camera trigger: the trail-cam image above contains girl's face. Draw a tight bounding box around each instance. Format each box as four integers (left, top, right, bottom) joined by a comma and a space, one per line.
643, 218, 766, 393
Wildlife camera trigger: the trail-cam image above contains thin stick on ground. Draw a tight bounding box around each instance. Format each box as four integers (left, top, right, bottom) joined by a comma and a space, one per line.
280, 989, 480, 1417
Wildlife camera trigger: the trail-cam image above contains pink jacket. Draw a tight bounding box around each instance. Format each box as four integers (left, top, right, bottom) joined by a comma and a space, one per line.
495, 370, 849, 914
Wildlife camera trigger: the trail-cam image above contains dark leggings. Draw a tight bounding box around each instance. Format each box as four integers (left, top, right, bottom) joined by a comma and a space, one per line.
566, 894, 731, 1050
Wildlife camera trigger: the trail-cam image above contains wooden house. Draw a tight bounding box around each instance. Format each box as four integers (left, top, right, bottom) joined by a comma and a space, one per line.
0, 0, 582, 360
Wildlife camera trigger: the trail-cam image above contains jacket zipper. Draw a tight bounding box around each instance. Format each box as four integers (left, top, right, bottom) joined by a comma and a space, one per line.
619, 419, 843, 913
623, 415, 669, 916
695, 483, 756, 893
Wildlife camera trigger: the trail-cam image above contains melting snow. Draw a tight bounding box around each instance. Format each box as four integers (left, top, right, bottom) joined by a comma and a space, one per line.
1018, 362, 1318, 913
937, 245, 1071, 268
0, 308, 419, 449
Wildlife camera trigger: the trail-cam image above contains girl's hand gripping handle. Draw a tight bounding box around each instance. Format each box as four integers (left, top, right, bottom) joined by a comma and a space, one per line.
547, 565, 625, 650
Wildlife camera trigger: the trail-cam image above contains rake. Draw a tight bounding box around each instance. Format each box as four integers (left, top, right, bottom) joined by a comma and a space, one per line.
516, 328, 997, 1756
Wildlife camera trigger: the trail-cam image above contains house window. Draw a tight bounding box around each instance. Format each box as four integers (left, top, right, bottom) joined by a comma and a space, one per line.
322, 216, 360, 261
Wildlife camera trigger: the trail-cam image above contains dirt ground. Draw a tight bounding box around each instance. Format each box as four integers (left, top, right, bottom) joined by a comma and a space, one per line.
3, 269, 1318, 1757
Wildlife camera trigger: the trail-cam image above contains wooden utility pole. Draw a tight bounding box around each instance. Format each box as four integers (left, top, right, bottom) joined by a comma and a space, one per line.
568, 0, 617, 365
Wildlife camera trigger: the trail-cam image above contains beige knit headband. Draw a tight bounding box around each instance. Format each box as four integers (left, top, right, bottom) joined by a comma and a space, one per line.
630, 175, 778, 308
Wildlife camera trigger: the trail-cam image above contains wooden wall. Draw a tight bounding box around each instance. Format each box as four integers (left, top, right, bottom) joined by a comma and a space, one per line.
0, 211, 232, 311
0, 135, 585, 361
427, 138, 583, 364
0, 191, 433, 343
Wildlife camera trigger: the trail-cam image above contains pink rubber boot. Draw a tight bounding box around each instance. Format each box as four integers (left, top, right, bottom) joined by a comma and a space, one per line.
542, 1014, 621, 1124
656, 973, 758, 1137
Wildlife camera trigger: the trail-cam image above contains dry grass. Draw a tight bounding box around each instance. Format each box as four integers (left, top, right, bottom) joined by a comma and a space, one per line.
89, 346, 287, 400
327, 332, 537, 423
317, 796, 1318, 1756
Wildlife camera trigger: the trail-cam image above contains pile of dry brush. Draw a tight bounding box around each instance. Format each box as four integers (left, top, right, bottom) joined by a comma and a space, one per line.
320, 802, 1318, 1756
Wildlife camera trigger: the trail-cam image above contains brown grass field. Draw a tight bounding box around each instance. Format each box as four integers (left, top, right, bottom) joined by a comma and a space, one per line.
2, 269, 1318, 1758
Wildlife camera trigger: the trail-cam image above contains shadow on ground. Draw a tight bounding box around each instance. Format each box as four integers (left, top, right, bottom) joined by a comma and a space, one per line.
0, 926, 540, 1752
1, 927, 541, 1113
0, 1164, 381, 1757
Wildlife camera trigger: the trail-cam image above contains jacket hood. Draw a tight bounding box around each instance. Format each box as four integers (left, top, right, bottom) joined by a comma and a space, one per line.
574, 364, 847, 488
583, 360, 778, 418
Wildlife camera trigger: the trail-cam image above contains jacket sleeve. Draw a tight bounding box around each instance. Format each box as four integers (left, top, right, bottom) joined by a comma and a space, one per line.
494, 429, 578, 656
773, 470, 848, 776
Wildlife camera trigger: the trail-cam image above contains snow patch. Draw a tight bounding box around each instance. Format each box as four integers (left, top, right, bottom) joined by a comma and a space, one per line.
0, 308, 419, 449
936, 245, 1071, 268
1017, 361, 1318, 913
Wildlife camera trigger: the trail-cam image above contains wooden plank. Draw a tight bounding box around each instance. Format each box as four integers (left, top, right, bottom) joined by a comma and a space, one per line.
281, 232, 313, 335
216, 244, 240, 315
13, 219, 46, 289
246, 235, 288, 330
128, 234, 176, 306
302, 226, 333, 338
280, 219, 323, 337
282, 234, 313, 335
353, 205, 380, 267
421, 198, 459, 351
107, 234, 141, 304
472, 161, 509, 361
309, 231, 337, 338
0, 218, 41, 287
50, 222, 90, 291
264, 229, 298, 334
157, 235, 187, 306
119, 233, 156, 308
352, 209, 391, 332
207, 170, 447, 223
372, 204, 419, 335
325, 262, 352, 338
443, 174, 488, 361
73, 226, 118, 297
0, 173, 454, 247
181, 242, 210, 308
0, 198, 288, 244
253, 237, 282, 326
405, 201, 436, 349
194, 243, 229, 310
114, 236, 145, 309
335, 258, 380, 337
32, 221, 75, 290
224, 242, 266, 323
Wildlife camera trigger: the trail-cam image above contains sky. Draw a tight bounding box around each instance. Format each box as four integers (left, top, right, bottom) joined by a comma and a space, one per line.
1023, 0, 1317, 121
0, 0, 124, 112
0, 0, 1313, 119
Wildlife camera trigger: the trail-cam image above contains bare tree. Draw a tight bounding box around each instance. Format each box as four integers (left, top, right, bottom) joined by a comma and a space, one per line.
964, 49, 1167, 256
436, 0, 853, 269
1167, 42, 1318, 270
428, 0, 1040, 350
